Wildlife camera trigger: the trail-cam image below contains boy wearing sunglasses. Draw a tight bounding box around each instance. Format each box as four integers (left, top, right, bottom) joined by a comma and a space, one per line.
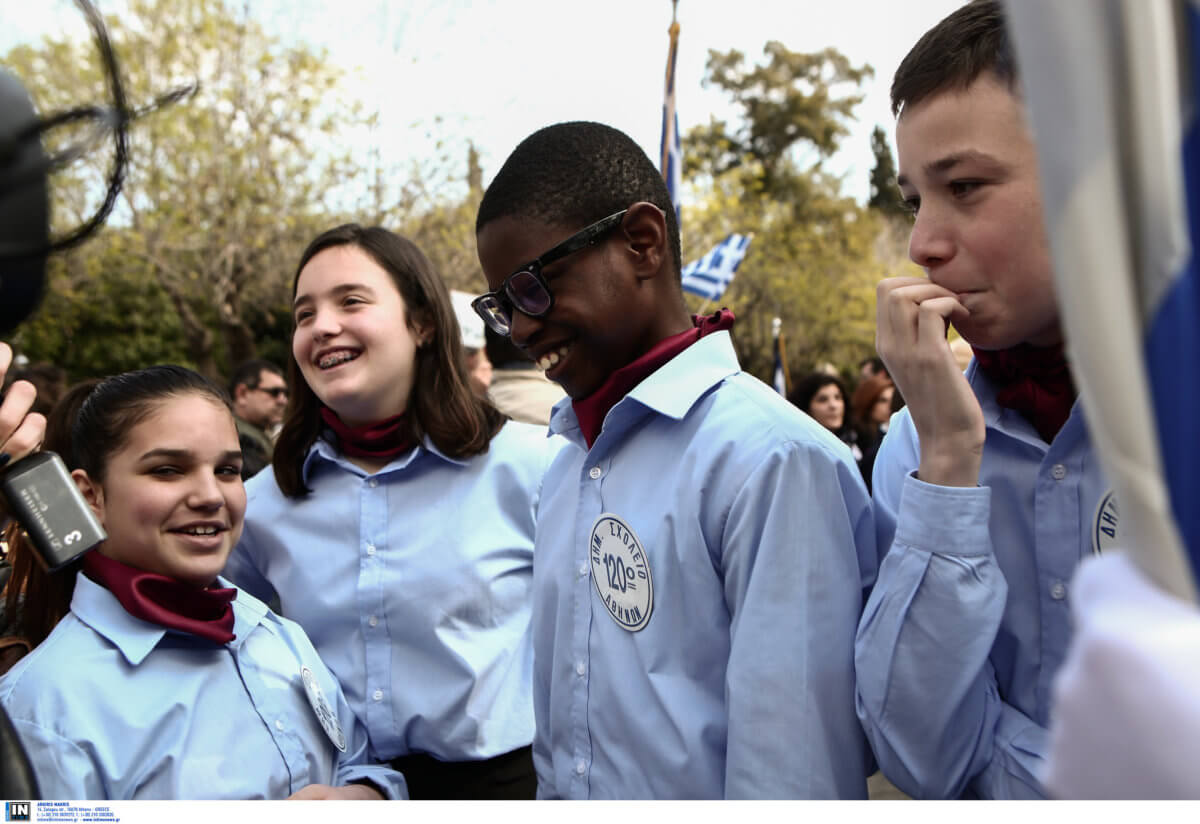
474, 121, 875, 799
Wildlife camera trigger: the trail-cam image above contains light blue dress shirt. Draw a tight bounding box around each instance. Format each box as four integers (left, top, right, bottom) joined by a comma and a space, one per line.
532, 331, 875, 799
224, 420, 557, 762
855, 359, 1109, 799
0, 574, 407, 800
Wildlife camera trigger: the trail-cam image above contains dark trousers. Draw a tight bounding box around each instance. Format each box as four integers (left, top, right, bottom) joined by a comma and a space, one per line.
389, 745, 536, 800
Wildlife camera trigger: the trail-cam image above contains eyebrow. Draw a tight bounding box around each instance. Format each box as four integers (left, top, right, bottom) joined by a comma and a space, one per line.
139, 448, 244, 463
896, 150, 1003, 189
292, 282, 376, 310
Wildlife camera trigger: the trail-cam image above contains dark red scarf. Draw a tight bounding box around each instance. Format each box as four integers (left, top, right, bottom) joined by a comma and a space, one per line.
82, 551, 236, 644
320, 407, 416, 460
972, 342, 1077, 444
573, 309, 736, 448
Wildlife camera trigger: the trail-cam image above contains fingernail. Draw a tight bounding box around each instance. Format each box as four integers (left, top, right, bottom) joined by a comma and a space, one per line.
0, 454, 10, 470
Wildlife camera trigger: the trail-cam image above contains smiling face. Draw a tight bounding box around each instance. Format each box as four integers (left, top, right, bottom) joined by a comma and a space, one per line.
808, 383, 845, 432
477, 213, 653, 400
896, 73, 1060, 350
292, 245, 427, 426
75, 393, 246, 588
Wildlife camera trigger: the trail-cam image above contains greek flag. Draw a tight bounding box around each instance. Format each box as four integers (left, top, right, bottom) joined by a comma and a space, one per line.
1006, 0, 1200, 600
680, 234, 751, 301
660, 18, 682, 224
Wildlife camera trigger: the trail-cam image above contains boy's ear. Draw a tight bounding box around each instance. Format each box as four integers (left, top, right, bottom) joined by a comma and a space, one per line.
71, 468, 105, 520
620, 202, 669, 282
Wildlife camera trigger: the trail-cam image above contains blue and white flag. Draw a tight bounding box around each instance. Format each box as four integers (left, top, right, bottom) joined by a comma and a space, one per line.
660, 18, 682, 224
1006, 0, 1200, 600
681, 233, 751, 301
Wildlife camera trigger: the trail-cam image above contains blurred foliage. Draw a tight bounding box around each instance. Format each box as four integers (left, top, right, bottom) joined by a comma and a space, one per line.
6, 4, 923, 392
682, 42, 921, 386
6, 0, 362, 380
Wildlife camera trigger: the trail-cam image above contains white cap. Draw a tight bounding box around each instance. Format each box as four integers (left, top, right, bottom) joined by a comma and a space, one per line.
450, 290, 486, 350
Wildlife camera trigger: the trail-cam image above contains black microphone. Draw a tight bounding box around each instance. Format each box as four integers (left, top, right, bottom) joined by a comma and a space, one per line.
0, 67, 49, 337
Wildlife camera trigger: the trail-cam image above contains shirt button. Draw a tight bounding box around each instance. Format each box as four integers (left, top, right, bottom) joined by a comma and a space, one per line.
1050, 581, 1067, 600
1051, 463, 1067, 481
588, 466, 602, 480
275, 720, 285, 731
368, 478, 379, 488
368, 615, 379, 627
575, 661, 586, 677
373, 689, 384, 701
578, 562, 589, 578
574, 759, 586, 776
366, 544, 377, 556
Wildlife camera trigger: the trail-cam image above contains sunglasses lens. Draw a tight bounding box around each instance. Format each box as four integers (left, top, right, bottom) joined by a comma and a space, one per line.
507, 270, 551, 315
474, 295, 511, 336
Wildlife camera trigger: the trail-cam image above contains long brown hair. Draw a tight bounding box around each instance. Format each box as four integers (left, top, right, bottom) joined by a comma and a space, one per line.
273, 224, 505, 498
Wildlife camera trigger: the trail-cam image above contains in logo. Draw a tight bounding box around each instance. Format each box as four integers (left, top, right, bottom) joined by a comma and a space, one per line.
5, 802, 30, 822
589, 513, 653, 631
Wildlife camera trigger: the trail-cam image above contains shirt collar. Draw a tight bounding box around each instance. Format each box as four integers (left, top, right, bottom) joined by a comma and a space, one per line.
547, 331, 741, 439
302, 430, 468, 483
71, 573, 262, 666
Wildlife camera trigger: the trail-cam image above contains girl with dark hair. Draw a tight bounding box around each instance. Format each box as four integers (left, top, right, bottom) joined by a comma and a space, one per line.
0, 365, 404, 800
223, 225, 556, 799
788, 372, 862, 461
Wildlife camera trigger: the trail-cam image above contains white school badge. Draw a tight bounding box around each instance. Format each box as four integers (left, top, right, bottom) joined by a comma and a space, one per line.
1092, 489, 1120, 555
590, 513, 653, 631
301, 666, 347, 752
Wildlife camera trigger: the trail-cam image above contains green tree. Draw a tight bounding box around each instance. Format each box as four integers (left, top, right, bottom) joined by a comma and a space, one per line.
681, 43, 886, 382
868, 125, 909, 221
6, 0, 370, 379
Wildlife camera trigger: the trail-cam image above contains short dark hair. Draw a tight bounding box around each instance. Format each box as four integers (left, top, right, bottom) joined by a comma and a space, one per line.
229, 358, 283, 396
891, 0, 1018, 117
273, 224, 505, 498
476, 121, 682, 274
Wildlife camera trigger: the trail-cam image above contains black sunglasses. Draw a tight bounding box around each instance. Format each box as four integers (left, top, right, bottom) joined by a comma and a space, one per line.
473, 209, 628, 336
255, 386, 288, 399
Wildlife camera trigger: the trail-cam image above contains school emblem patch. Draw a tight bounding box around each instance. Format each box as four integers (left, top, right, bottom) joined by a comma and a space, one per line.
1091, 489, 1120, 555
589, 513, 653, 631
301, 666, 347, 752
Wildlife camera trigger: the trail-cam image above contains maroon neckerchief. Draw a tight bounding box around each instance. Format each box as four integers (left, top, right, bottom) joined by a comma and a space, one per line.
82, 551, 236, 644
572, 308, 736, 448
320, 407, 416, 460
971, 342, 1078, 444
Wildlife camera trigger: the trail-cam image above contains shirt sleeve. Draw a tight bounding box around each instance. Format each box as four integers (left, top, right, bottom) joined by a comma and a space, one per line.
856, 429, 1046, 799
721, 439, 872, 799
331, 689, 409, 800
9, 718, 106, 799
223, 524, 277, 605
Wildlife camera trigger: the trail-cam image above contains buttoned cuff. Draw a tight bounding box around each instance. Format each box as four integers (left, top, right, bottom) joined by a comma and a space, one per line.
894, 472, 992, 558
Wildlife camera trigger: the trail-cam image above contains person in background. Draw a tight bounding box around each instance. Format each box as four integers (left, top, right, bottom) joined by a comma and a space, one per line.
450, 290, 493, 398
850, 372, 895, 491
224, 225, 557, 799
0, 365, 406, 800
483, 326, 566, 427
228, 359, 287, 480
789, 372, 862, 463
